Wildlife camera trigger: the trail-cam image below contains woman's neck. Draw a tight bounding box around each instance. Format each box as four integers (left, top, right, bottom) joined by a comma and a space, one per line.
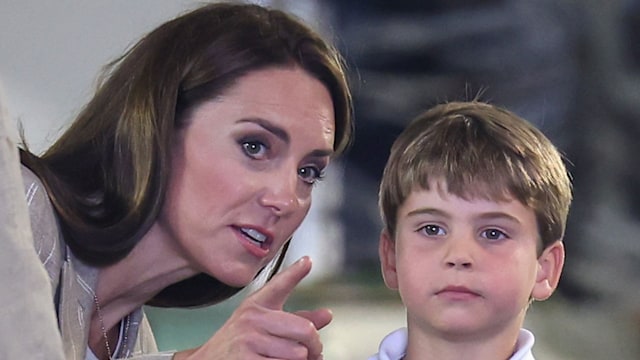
93, 223, 198, 329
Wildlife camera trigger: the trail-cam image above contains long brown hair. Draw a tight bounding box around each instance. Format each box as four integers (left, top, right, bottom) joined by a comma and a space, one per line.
20, 2, 353, 307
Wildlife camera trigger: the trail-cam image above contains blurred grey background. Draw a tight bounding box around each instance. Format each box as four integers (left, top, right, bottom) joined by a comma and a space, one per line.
1, 0, 639, 359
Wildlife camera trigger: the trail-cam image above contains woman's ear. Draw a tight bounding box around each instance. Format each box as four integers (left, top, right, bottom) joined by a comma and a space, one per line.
379, 230, 399, 290
531, 240, 565, 301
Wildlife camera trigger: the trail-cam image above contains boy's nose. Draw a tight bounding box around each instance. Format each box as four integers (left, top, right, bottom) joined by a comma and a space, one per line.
446, 258, 472, 269
443, 236, 474, 269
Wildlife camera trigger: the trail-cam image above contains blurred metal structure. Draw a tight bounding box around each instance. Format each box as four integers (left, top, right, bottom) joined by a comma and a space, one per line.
330, 0, 581, 271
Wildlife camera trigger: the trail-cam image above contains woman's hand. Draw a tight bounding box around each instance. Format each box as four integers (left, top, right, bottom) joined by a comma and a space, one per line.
173, 256, 332, 360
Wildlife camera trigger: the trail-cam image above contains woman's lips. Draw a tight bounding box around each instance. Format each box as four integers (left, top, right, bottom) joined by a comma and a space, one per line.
233, 225, 272, 258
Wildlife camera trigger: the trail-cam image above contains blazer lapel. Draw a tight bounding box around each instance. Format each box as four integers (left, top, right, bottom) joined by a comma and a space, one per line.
57, 249, 98, 360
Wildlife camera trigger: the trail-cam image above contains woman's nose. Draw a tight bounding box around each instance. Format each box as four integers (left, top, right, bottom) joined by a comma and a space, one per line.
258, 171, 303, 216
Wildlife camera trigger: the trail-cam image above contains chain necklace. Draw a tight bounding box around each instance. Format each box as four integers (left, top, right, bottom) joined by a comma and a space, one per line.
92, 293, 130, 359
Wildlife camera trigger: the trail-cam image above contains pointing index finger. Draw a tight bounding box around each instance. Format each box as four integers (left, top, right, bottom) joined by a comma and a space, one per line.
250, 256, 312, 310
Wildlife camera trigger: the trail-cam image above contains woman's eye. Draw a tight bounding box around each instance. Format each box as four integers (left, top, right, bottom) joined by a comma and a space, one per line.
481, 228, 507, 241
420, 224, 445, 236
242, 140, 268, 159
298, 166, 324, 185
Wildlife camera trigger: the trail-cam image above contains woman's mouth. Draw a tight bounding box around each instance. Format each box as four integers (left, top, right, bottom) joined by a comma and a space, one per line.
234, 225, 273, 258
240, 227, 268, 247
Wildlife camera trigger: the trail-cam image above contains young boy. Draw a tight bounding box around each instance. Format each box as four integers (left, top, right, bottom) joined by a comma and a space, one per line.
369, 101, 572, 360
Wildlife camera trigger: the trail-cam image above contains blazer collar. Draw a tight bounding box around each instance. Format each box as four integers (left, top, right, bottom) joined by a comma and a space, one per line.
58, 247, 98, 360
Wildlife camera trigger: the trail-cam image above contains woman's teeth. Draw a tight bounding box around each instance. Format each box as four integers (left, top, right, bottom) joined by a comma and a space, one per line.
240, 227, 267, 244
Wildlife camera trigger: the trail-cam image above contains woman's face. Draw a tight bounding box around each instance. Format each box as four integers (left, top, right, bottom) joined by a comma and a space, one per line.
157, 67, 335, 287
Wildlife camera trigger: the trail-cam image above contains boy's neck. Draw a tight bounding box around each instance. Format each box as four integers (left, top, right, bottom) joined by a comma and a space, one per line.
403, 322, 523, 360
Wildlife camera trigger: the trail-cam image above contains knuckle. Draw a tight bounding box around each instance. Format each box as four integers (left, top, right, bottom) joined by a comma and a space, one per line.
290, 344, 308, 360
301, 319, 317, 337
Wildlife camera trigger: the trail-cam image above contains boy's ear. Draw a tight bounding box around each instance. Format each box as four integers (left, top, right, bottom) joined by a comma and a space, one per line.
531, 240, 565, 301
379, 230, 399, 290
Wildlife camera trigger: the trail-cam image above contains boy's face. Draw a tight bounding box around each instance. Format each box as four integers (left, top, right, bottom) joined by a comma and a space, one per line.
379, 180, 564, 341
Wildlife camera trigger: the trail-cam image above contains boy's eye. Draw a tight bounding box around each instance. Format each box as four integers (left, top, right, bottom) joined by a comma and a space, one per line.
242, 140, 268, 158
481, 228, 507, 240
298, 166, 324, 185
420, 224, 445, 236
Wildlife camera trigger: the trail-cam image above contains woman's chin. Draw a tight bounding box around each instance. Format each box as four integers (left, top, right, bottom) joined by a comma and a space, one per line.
205, 261, 267, 288
216, 271, 260, 289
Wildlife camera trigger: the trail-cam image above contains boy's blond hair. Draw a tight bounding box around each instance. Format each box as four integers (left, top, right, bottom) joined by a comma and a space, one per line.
378, 101, 572, 250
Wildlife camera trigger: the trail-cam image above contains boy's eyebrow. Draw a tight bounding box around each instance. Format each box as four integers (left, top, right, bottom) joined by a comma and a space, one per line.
406, 207, 450, 218
406, 208, 522, 224
475, 212, 522, 224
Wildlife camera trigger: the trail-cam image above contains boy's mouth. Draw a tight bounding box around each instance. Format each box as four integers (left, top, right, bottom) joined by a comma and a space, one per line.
436, 285, 481, 299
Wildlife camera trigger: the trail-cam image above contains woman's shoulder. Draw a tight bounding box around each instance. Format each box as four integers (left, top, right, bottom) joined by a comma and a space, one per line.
21, 165, 56, 226
21, 165, 65, 283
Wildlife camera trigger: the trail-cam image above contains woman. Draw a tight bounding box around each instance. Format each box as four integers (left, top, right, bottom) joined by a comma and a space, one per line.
12, 2, 353, 359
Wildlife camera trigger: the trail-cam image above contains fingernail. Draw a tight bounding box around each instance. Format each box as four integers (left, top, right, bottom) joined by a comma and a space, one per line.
296, 256, 310, 265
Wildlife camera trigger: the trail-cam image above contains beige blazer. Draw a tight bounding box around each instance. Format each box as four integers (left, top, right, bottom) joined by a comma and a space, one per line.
21, 167, 176, 360
0, 96, 65, 359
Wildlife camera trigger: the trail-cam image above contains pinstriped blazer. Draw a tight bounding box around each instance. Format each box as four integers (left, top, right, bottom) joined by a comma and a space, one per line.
1, 117, 65, 359
21, 166, 174, 360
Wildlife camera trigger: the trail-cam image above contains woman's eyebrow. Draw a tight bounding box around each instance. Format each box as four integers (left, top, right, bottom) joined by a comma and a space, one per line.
236, 117, 334, 158
237, 117, 289, 143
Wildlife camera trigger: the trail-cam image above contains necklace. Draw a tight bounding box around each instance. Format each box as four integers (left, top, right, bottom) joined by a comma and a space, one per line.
92, 293, 130, 359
